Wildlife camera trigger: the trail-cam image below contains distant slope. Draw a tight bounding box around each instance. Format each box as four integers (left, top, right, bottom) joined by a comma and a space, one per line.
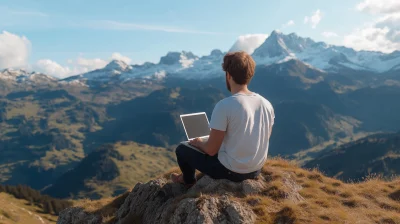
343, 86, 400, 131
83, 87, 225, 149
0, 192, 57, 224
0, 89, 106, 190
269, 101, 360, 155
43, 142, 176, 199
304, 132, 400, 181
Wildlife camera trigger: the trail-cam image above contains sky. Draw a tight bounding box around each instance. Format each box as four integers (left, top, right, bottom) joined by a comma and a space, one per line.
1, 0, 400, 78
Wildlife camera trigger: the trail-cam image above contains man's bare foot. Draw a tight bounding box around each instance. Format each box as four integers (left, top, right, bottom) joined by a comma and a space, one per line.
170, 173, 185, 184
170, 173, 196, 188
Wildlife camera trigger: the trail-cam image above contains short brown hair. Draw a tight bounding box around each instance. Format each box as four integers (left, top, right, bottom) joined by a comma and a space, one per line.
222, 51, 256, 85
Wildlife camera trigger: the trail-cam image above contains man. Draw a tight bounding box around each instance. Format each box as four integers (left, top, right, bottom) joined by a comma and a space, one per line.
171, 51, 275, 187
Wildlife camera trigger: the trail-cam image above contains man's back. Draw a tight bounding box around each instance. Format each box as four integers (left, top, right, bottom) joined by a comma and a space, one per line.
209, 92, 275, 174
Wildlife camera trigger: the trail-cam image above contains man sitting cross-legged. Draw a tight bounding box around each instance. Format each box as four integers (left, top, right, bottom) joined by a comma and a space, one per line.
171, 51, 275, 188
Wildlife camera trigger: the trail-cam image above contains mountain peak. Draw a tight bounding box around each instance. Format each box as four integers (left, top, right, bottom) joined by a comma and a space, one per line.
271, 30, 282, 36
104, 60, 132, 71
159, 51, 198, 65
210, 49, 223, 57
252, 31, 317, 59
252, 31, 290, 58
1, 68, 29, 76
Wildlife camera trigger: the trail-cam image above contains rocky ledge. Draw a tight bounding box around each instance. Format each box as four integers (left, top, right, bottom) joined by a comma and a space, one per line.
57, 166, 304, 224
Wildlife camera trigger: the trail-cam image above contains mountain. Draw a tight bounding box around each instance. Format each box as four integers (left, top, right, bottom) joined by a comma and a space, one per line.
64, 60, 133, 82
0, 69, 59, 95
253, 30, 400, 73
52, 31, 400, 87
57, 158, 400, 224
82, 87, 225, 149
0, 89, 105, 189
43, 142, 176, 199
343, 86, 400, 131
304, 132, 400, 181
0, 69, 57, 84
62, 50, 224, 85
2, 31, 400, 87
269, 101, 360, 155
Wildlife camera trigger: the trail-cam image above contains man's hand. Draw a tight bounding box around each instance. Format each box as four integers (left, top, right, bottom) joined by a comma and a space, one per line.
189, 137, 206, 151
189, 129, 225, 156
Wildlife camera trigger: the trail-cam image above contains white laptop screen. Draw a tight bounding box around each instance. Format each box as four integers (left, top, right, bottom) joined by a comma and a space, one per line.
181, 113, 210, 140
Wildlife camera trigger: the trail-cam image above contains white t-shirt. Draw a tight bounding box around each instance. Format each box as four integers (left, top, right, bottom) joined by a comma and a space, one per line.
209, 92, 275, 174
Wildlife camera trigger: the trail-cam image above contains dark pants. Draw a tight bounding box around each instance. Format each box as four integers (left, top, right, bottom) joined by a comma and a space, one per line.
175, 144, 261, 184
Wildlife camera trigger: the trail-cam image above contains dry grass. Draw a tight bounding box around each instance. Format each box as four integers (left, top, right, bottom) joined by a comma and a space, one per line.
76, 158, 400, 224
75, 191, 130, 224
0, 192, 58, 224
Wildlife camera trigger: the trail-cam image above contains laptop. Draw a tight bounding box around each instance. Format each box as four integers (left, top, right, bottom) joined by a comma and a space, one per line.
179, 112, 210, 154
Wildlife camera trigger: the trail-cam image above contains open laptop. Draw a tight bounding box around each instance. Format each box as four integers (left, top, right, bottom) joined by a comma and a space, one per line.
179, 112, 210, 154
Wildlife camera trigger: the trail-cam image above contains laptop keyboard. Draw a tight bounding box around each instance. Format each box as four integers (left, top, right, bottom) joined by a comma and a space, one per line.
182, 136, 209, 143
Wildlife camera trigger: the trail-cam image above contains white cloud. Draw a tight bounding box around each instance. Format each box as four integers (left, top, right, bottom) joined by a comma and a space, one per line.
229, 34, 269, 54
73, 57, 108, 73
83, 20, 223, 35
0, 31, 31, 69
304, 10, 322, 29
287, 20, 295, 26
356, 0, 400, 14
35, 57, 107, 78
36, 59, 71, 78
281, 20, 295, 29
343, 13, 400, 52
322, 31, 339, 38
111, 52, 131, 64
35, 52, 133, 78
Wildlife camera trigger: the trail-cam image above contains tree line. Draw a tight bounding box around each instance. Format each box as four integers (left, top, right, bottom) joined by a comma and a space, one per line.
0, 184, 72, 215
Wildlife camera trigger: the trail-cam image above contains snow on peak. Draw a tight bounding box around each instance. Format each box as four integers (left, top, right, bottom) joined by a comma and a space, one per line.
1, 68, 29, 77
251, 31, 400, 73
0, 68, 57, 84
22, 31, 400, 83
104, 60, 132, 71
271, 30, 282, 35
253, 31, 292, 58
160, 51, 198, 66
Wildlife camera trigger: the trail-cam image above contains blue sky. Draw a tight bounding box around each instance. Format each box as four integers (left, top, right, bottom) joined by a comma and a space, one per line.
1, 0, 400, 77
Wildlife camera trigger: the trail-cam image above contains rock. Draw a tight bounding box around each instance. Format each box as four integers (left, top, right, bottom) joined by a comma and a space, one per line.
57, 207, 102, 224
281, 172, 305, 203
188, 175, 267, 196
168, 196, 255, 224
116, 176, 258, 224
57, 172, 304, 224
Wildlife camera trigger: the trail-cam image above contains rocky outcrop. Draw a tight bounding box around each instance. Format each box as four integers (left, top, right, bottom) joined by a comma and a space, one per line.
57, 169, 305, 224
57, 207, 102, 224
115, 176, 261, 224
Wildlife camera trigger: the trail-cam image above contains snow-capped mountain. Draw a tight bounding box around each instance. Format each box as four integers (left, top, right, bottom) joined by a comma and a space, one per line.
253, 30, 400, 73
61, 30, 399, 84
3, 30, 400, 86
0, 69, 57, 84
63, 50, 226, 83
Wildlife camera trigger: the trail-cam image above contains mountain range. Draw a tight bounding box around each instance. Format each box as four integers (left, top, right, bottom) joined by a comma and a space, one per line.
2, 30, 400, 87
305, 132, 400, 181
1, 30, 400, 199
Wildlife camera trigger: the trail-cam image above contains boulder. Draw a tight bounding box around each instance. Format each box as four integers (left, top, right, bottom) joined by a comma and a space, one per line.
57, 171, 304, 224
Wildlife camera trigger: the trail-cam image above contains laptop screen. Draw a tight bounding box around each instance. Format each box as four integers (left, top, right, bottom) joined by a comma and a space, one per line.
181, 113, 210, 140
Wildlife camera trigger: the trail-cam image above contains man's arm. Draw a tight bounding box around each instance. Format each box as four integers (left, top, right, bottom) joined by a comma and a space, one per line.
189, 128, 225, 156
